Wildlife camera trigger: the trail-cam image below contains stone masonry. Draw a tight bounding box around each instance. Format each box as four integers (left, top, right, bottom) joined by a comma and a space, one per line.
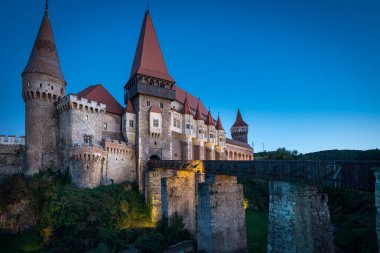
267, 181, 334, 253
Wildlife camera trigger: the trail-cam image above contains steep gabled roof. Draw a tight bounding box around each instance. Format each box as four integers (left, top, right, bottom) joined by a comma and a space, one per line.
181, 95, 192, 114
130, 11, 174, 82
125, 99, 135, 114
232, 109, 248, 128
215, 115, 224, 130
22, 6, 65, 82
77, 84, 124, 115
150, 105, 162, 113
205, 110, 215, 126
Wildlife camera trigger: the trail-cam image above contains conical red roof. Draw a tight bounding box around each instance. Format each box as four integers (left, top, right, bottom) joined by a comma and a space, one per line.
77, 84, 124, 115
22, 7, 64, 82
232, 109, 248, 127
181, 95, 192, 114
150, 105, 162, 113
205, 110, 215, 126
130, 11, 174, 82
125, 99, 135, 114
215, 115, 224, 130
194, 101, 203, 120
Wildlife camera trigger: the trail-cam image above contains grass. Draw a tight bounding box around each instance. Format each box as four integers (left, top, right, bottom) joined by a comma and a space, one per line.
246, 210, 268, 253
0, 229, 43, 253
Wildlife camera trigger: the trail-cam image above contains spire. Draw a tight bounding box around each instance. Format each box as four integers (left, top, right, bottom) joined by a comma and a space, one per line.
215, 114, 224, 130
130, 11, 174, 82
181, 95, 192, 114
45, 0, 48, 10
205, 110, 215, 126
125, 99, 135, 114
194, 99, 203, 120
232, 109, 248, 127
22, 3, 65, 82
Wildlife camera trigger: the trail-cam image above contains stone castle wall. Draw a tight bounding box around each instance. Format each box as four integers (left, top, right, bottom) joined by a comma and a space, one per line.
103, 139, 136, 184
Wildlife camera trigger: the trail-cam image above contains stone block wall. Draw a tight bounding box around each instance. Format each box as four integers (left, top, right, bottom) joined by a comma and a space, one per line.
103, 139, 136, 185
197, 175, 247, 253
69, 144, 106, 188
0, 144, 25, 180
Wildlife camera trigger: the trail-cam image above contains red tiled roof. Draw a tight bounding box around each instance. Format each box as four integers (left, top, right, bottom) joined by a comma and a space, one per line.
232, 109, 248, 128
174, 85, 208, 117
130, 11, 174, 82
150, 105, 161, 113
22, 8, 65, 82
125, 99, 135, 114
205, 110, 215, 126
181, 95, 192, 114
226, 138, 252, 149
77, 84, 124, 115
215, 115, 224, 130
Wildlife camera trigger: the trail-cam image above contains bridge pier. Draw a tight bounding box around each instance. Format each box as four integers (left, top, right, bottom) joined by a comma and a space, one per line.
197, 174, 247, 253
267, 181, 334, 253
373, 168, 380, 253
146, 169, 196, 234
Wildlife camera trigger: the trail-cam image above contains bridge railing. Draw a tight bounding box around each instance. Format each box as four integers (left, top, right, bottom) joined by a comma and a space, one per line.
147, 160, 380, 191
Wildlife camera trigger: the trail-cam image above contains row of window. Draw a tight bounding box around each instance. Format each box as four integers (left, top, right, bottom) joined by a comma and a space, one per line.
146, 100, 164, 109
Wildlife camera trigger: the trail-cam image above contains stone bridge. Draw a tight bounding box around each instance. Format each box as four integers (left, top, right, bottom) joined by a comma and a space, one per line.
146, 160, 380, 253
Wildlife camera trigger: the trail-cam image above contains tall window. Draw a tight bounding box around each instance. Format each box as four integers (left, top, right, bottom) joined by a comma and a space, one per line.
129, 120, 134, 128
160, 103, 164, 109
153, 119, 159, 127
147, 101, 151, 106
103, 123, 107, 130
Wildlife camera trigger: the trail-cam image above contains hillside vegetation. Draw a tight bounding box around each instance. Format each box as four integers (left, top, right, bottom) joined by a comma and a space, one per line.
0, 171, 191, 253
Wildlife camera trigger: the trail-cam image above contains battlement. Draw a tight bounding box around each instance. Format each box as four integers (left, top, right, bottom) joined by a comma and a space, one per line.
57, 94, 106, 114
70, 144, 107, 161
103, 139, 134, 156
22, 90, 61, 103
0, 135, 25, 145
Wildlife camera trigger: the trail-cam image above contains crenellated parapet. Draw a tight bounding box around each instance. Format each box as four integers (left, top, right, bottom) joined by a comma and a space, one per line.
103, 139, 134, 157
0, 135, 25, 145
70, 144, 107, 161
57, 94, 106, 114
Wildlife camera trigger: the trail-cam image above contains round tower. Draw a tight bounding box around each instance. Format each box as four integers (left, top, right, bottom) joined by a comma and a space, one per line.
22, 3, 66, 175
231, 109, 249, 144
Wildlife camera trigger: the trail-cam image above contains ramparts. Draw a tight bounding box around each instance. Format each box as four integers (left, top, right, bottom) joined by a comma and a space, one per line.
57, 94, 106, 114
0, 143, 25, 180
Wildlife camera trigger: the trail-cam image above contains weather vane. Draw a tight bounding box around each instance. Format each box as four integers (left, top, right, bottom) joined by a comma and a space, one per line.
45, 0, 49, 10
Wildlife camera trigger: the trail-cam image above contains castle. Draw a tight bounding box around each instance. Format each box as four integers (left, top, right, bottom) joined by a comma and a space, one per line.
18, 3, 253, 188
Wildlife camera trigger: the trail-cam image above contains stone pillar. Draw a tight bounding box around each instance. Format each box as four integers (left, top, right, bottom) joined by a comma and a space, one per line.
373, 168, 380, 253
181, 140, 193, 160
147, 169, 196, 234
197, 175, 247, 253
267, 181, 334, 253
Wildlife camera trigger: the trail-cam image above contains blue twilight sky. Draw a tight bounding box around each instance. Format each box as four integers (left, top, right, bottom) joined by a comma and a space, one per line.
0, 0, 379, 153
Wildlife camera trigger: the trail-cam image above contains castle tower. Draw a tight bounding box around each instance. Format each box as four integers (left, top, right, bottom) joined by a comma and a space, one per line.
122, 99, 136, 145
22, 3, 66, 175
205, 110, 216, 160
124, 10, 175, 190
231, 109, 248, 144
215, 114, 226, 159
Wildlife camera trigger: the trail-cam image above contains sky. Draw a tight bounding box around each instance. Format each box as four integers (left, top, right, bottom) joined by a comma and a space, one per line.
0, 0, 379, 153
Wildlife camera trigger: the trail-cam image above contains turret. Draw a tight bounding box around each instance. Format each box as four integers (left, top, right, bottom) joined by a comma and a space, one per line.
22, 2, 66, 175
215, 114, 226, 148
194, 100, 206, 140
231, 109, 248, 144
122, 99, 136, 144
181, 95, 193, 136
